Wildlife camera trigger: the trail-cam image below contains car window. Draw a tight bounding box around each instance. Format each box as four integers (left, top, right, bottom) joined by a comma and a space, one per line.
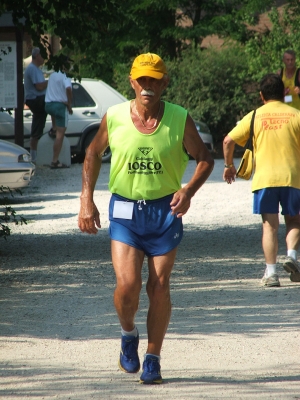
195, 121, 210, 134
72, 83, 96, 108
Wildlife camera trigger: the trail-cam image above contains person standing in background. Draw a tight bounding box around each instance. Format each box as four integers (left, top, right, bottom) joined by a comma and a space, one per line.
45, 57, 73, 169
277, 49, 300, 110
223, 73, 300, 288
24, 47, 48, 163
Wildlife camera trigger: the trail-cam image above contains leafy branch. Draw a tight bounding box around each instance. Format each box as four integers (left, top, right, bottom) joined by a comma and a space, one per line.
0, 186, 27, 240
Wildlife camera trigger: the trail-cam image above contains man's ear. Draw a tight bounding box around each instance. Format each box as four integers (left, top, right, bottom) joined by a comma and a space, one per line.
259, 91, 265, 103
162, 76, 170, 91
129, 76, 135, 89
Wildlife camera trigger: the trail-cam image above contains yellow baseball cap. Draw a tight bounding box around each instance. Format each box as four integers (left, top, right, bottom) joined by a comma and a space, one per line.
130, 53, 167, 80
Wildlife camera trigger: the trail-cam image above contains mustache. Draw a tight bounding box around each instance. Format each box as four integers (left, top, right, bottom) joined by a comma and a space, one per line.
141, 89, 155, 96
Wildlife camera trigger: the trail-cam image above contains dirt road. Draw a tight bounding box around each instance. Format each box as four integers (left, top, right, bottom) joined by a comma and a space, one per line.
1, 160, 299, 399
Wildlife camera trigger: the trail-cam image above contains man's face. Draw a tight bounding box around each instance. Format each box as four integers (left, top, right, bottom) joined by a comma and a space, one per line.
129, 75, 169, 106
34, 52, 45, 66
283, 53, 296, 69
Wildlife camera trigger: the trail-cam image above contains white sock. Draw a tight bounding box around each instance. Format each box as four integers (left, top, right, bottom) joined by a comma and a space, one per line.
266, 264, 277, 277
287, 249, 297, 261
30, 149, 37, 162
144, 353, 160, 361
121, 326, 138, 337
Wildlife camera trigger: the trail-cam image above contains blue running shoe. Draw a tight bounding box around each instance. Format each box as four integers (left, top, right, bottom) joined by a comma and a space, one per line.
140, 355, 163, 384
119, 334, 140, 373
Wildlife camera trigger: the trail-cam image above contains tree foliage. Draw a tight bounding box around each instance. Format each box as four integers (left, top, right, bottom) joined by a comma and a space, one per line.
112, 1, 300, 143
2, 0, 300, 143
244, 1, 300, 82
1, 0, 274, 79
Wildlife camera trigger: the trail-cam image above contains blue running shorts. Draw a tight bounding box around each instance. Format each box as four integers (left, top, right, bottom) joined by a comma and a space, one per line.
253, 187, 300, 216
109, 193, 183, 256
45, 101, 68, 127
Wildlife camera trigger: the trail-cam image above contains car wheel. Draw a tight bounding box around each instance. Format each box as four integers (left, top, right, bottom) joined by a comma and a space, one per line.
83, 129, 97, 153
83, 129, 112, 163
101, 146, 111, 163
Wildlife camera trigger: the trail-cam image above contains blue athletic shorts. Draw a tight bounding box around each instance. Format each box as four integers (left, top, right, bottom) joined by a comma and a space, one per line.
45, 102, 68, 127
253, 187, 300, 216
109, 193, 183, 257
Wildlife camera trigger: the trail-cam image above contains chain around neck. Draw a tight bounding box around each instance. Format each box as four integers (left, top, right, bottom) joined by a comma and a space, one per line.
134, 100, 161, 130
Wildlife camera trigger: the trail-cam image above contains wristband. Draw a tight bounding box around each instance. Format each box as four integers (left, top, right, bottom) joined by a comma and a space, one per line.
224, 163, 234, 168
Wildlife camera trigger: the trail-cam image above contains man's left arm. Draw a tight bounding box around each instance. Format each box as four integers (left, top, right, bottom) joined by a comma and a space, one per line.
294, 69, 300, 95
170, 114, 214, 217
66, 86, 73, 114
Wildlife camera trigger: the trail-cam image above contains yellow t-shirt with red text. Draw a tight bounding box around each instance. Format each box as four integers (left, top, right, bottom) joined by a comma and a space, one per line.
281, 67, 300, 110
228, 101, 300, 191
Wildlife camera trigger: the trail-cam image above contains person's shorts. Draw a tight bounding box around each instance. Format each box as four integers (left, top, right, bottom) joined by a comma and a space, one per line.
45, 102, 68, 127
253, 187, 300, 216
109, 193, 183, 257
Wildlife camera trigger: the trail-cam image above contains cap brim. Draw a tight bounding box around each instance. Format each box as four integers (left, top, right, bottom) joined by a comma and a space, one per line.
130, 70, 165, 80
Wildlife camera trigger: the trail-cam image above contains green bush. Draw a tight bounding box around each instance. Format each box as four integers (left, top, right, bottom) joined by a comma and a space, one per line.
164, 45, 262, 143
0, 187, 27, 240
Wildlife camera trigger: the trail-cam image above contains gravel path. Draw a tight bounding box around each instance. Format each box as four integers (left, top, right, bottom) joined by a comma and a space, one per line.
0, 159, 299, 399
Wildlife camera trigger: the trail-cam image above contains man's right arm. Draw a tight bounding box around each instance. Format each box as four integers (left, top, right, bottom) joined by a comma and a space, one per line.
28, 67, 47, 91
223, 135, 236, 184
78, 114, 109, 234
35, 81, 48, 91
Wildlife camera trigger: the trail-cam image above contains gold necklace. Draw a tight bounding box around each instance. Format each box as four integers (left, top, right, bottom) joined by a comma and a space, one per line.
134, 100, 161, 130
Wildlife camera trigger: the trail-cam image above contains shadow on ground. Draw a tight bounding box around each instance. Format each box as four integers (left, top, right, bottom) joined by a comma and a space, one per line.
1, 223, 299, 342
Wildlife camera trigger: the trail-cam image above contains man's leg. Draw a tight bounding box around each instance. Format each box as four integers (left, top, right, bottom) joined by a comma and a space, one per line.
138, 248, 177, 384
261, 213, 280, 287
30, 111, 46, 160
111, 240, 144, 330
285, 214, 300, 251
261, 213, 279, 264
146, 248, 177, 356
52, 127, 67, 164
28, 96, 47, 157
111, 240, 144, 373
283, 214, 300, 281
30, 136, 39, 151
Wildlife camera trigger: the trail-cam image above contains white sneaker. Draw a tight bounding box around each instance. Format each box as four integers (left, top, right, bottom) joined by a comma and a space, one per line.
260, 273, 280, 287
283, 256, 300, 282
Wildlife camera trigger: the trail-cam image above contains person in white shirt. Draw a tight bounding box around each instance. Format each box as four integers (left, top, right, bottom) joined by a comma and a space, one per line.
45, 58, 73, 168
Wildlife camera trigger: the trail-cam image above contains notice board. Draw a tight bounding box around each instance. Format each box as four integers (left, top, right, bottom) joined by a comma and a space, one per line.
0, 41, 17, 108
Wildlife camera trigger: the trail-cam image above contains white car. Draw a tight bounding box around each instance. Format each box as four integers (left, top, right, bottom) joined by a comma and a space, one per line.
0, 139, 35, 190
0, 78, 128, 162
194, 120, 214, 152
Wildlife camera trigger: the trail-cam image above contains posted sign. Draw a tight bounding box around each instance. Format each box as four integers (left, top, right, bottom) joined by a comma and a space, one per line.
0, 41, 17, 108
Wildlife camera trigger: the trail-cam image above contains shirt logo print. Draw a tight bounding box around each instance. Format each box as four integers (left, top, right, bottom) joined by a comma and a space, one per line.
138, 147, 153, 156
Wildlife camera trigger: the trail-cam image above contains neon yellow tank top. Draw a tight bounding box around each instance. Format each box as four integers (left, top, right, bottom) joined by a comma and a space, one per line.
107, 101, 189, 200
282, 67, 300, 110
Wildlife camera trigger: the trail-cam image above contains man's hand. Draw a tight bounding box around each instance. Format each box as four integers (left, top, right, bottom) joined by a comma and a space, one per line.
78, 197, 101, 234
170, 188, 192, 218
294, 86, 300, 95
223, 166, 236, 184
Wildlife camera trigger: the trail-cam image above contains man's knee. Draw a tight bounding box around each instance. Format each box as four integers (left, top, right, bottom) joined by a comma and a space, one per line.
285, 214, 300, 230
116, 280, 142, 300
146, 277, 170, 298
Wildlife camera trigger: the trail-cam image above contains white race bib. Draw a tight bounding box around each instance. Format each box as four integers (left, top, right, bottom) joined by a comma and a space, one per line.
113, 201, 134, 220
284, 95, 292, 103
